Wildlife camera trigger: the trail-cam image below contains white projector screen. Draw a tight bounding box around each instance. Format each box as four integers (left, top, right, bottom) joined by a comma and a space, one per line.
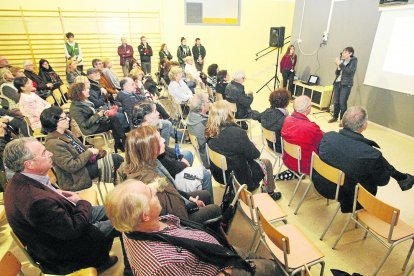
364, 7, 414, 95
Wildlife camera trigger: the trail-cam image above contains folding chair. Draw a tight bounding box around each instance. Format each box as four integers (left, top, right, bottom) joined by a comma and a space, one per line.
11, 230, 98, 276
228, 102, 252, 139
206, 144, 229, 186
71, 120, 111, 149
281, 138, 307, 208
169, 99, 188, 144
232, 173, 287, 252
294, 152, 344, 215
307, 152, 346, 240
188, 132, 201, 163
260, 126, 283, 173
256, 208, 325, 275
333, 184, 414, 276
23, 117, 46, 143
0, 251, 22, 276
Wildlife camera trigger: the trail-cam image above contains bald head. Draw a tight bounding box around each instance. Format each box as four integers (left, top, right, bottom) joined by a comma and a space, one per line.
293, 95, 312, 114
342, 106, 368, 132
0, 56, 10, 68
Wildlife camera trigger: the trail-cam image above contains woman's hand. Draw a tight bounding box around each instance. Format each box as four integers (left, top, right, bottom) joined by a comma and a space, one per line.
189, 196, 205, 207
88, 147, 100, 155
97, 110, 105, 117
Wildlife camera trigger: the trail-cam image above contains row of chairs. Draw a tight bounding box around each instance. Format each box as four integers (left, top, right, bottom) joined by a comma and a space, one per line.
261, 126, 414, 275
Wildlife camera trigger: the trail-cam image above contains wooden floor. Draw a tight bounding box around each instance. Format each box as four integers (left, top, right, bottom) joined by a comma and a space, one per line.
1, 80, 414, 275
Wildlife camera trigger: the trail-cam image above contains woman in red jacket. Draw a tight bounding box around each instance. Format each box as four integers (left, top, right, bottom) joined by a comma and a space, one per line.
280, 45, 297, 93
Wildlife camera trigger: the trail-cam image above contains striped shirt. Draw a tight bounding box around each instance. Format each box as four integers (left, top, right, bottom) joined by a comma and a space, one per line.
123, 215, 222, 276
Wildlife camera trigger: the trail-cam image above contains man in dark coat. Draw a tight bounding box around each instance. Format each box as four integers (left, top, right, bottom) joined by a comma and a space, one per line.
3, 138, 119, 274
314, 106, 414, 213
225, 71, 259, 121
192, 38, 206, 72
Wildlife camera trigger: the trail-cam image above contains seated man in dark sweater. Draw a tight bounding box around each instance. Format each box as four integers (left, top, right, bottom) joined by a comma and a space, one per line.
314, 106, 414, 213
105, 179, 280, 276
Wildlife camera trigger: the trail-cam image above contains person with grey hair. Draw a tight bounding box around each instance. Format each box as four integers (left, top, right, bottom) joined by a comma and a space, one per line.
23, 60, 53, 99
117, 36, 134, 77
3, 137, 124, 274
315, 106, 414, 213
281, 95, 324, 175
224, 71, 260, 127
186, 92, 210, 168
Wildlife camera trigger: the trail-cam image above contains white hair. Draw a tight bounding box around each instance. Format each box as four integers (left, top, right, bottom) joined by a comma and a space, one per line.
293, 95, 312, 114
233, 71, 245, 82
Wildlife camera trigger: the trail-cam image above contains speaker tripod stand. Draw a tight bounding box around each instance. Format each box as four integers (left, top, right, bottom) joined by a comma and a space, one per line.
255, 36, 291, 94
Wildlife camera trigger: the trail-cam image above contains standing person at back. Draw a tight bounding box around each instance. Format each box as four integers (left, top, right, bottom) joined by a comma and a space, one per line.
117, 36, 134, 77
281, 95, 324, 175
177, 37, 192, 70
328, 46, 357, 125
138, 36, 153, 75
192, 38, 206, 72
64, 32, 83, 73
280, 45, 297, 93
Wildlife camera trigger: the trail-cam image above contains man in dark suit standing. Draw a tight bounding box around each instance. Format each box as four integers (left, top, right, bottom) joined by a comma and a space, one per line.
3, 138, 119, 274
192, 38, 206, 72
138, 36, 153, 75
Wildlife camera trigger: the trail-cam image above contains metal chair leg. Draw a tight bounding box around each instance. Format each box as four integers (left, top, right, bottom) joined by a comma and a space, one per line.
320, 204, 340, 240
320, 260, 325, 276
404, 263, 414, 276
288, 175, 304, 206
372, 244, 396, 276
294, 182, 313, 215
332, 214, 353, 249
403, 239, 414, 271
249, 229, 260, 252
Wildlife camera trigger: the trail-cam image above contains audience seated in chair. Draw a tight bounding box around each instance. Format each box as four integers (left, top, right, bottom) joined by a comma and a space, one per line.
184, 56, 205, 91
224, 71, 260, 122
105, 179, 281, 276
91, 58, 117, 94
0, 68, 21, 108
22, 60, 52, 99
315, 106, 414, 213
66, 59, 83, 86
260, 88, 296, 181
68, 82, 125, 152
40, 106, 124, 192
187, 92, 210, 168
205, 100, 281, 200
216, 69, 229, 100
14, 77, 51, 133
38, 59, 63, 91
3, 138, 122, 275
168, 66, 193, 104
207, 63, 218, 91
102, 59, 121, 90
119, 126, 220, 224
281, 95, 324, 176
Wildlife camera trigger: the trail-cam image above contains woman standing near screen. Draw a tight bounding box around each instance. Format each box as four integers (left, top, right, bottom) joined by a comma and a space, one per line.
280, 45, 297, 93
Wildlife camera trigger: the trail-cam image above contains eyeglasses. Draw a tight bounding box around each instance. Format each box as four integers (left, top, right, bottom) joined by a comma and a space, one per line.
58, 115, 69, 121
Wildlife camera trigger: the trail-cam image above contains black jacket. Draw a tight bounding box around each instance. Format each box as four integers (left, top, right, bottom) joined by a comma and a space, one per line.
225, 81, 253, 119
116, 90, 146, 126
192, 44, 206, 61
260, 108, 286, 153
314, 128, 393, 213
177, 45, 192, 65
138, 43, 153, 62
88, 79, 108, 109
24, 70, 50, 91
334, 56, 358, 86
207, 123, 262, 191
69, 101, 102, 135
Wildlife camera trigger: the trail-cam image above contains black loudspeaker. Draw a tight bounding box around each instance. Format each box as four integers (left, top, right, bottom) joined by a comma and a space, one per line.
269, 27, 285, 48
